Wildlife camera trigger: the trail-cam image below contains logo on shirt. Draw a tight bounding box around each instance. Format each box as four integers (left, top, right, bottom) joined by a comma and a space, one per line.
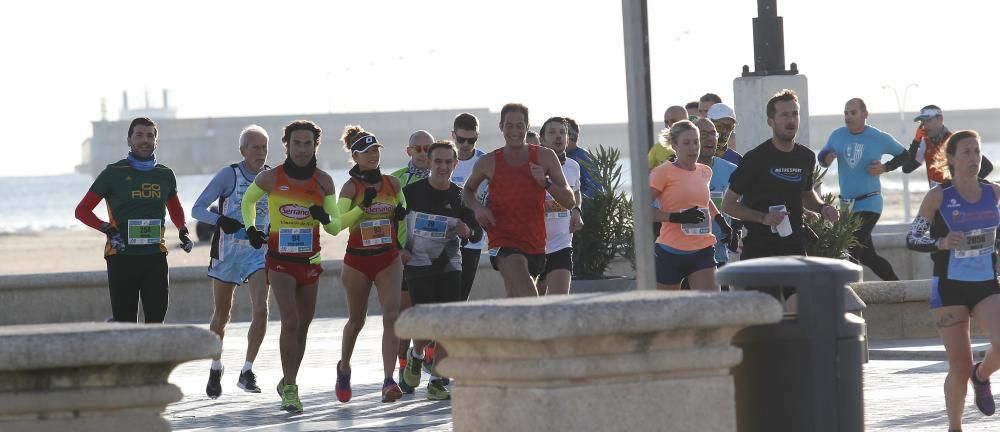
279, 204, 310, 220
131, 183, 161, 199
845, 142, 865, 169
769, 167, 804, 183
278, 186, 290, 191
946, 198, 961, 209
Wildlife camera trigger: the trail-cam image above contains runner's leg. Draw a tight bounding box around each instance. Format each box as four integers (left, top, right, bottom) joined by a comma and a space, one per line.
339, 264, 372, 372
496, 253, 538, 297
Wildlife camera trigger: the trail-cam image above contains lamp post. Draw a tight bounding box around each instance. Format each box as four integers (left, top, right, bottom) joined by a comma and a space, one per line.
882, 83, 918, 222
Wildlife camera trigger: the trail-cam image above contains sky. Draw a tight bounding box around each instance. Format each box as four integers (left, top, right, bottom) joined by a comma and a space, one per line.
1, 0, 998, 177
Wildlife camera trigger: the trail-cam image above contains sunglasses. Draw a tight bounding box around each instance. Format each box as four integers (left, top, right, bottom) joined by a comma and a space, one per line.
410, 144, 430, 153
455, 136, 478, 145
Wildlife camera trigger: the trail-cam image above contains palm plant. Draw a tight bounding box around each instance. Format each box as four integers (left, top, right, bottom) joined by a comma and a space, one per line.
572, 146, 635, 279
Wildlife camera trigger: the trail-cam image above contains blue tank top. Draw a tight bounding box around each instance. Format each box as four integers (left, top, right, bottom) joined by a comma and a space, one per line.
216, 163, 269, 259
938, 183, 999, 281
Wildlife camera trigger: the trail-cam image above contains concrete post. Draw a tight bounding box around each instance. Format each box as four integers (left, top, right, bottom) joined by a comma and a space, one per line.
733, 75, 811, 153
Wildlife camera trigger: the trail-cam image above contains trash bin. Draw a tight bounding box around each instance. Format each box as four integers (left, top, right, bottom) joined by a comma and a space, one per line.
717, 256, 864, 432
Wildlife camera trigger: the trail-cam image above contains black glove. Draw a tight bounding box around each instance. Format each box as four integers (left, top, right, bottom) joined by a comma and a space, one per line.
100, 222, 126, 253
217, 215, 243, 234
714, 214, 732, 244
178, 226, 194, 253
668, 206, 705, 224
393, 204, 408, 222
246, 226, 267, 249
362, 187, 378, 207
309, 204, 331, 225
727, 227, 742, 252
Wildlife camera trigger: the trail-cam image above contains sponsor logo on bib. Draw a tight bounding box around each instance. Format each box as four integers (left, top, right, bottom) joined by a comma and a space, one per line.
279, 204, 310, 219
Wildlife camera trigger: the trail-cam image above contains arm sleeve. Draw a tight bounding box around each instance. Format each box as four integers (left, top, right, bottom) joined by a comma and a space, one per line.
901, 139, 923, 173
395, 189, 408, 247
883, 150, 910, 172
336, 197, 364, 228
817, 136, 836, 168
166, 193, 187, 229
980, 155, 994, 178
241, 182, 266, 227
460, 204, 484, 244
321, 194, 342, 235
74, 191, 106, 231
906, 215, 939, 252
191, 167, 235, 225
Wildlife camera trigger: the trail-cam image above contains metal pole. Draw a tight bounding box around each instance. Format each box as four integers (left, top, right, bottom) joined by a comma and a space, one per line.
622, 0, 655, 290
883, 84, 918, 222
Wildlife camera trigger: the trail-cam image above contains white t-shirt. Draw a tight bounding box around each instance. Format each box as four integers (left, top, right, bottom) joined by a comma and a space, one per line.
545, 157, 581, 253
453, 149, 488, 250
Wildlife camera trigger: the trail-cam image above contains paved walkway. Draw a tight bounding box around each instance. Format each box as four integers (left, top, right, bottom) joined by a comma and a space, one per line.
167, 318, 998, 431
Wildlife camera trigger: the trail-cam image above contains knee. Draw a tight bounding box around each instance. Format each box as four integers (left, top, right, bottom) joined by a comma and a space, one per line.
382, 310, 399, 325
281, 317, 300, 335
950, 361, 974, 379
211, 311, 231, 328
251, 306, 268, 323
345, 316, 366, 334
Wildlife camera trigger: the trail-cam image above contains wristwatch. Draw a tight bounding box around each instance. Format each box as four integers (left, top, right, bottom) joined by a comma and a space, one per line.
544, 177, 553, 189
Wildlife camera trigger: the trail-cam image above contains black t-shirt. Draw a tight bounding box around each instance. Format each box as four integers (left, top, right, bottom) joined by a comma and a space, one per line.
728, 139, 816, 240
402, 179, 483, 278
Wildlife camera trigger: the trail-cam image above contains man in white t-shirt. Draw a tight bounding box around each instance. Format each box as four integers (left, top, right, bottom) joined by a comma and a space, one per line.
450, 112, 488, 300
536, 116, 583, 295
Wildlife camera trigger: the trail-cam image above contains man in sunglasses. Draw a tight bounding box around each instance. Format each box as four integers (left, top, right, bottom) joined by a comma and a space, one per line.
390, 129, 434, 393
902, 105, 993, 187
450, 113, 487, 301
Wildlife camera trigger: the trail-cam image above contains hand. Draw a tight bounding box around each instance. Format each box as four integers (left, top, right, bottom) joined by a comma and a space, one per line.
762, 210, 786, 226
529, 162, 546, 187
822, 151, 838, 167
914, 125, 927, 141
101, 222, 126, 253
246, 226, 267, 249
362, 187, 378, 207
217, 215, 243, 234
938, 231, 965, 251
570, 208, 584, 232
668, 206, 705, 224
393, 204, 408, 222
714, 214, 732, 243
308, 204, 331, 225
178, 226, 194, 253
456, 221, 470, 239
399, 249, 411, 264
474, 206, 497, 227
727, 228, 742, 253
866, 160, 887, 176
821, 204, 840, 222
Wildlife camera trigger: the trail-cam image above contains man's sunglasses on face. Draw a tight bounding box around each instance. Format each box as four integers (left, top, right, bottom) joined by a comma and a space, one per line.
455, 136, 478, 145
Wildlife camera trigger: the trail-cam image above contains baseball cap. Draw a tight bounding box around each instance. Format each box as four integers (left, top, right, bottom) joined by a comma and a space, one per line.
707, 103, 736, 121
913, 105, 942, 122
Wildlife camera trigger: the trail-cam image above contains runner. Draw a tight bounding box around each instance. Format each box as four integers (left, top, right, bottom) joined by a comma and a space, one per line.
536, 117, 582, 296
647, 105, 687, 171
336, 125, 406, 403
74, 117, 193, 323
905, 130, 1000, 431
390, 130, 432, 394
462, 103, 575, 297
450, 113, 488, 300
240, 120, 341, 413
818, 98, 907, 281
693, 118, 740, 271
398, 140, 483, 400
650, 120, 730, 291
903, 105, 993, 187
192, 125, 271, 398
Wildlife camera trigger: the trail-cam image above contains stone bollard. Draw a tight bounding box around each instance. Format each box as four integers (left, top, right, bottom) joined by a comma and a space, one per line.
0, 323, 220, 432
396, 290, 782, 432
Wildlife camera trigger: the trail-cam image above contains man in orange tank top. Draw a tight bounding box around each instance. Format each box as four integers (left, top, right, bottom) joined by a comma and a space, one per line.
462, 103, 576, 297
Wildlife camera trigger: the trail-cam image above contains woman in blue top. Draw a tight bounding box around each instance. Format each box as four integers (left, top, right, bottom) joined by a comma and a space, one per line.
906, 130, 1000, 431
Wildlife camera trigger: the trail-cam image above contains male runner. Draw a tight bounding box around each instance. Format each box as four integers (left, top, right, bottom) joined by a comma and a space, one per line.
450, 113, 488, 300
536, 117, 582, 295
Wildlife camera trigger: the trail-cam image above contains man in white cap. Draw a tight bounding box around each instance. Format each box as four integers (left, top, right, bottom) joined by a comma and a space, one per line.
707, 103, 743, 165
902, 104, 992, 187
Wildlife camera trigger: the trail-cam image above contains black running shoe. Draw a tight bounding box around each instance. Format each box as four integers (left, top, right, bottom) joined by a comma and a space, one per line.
206, 368, 223, 399
237, 369, 261, 393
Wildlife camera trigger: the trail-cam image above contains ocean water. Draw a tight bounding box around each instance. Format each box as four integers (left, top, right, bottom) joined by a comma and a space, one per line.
3, 142, 999, 233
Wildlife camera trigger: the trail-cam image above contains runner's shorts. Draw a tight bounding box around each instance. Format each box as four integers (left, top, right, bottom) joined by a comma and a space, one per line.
489, 247, 546, 278
266, 256, 323, 286
539, 247, 573, 281
344, 249, 400, 281
930, 276, 1000, 310
654, 243, 716, 285
208, 244, 265, 285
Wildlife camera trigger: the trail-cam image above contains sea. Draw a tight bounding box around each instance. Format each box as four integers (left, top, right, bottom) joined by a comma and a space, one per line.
4, 143, 1000, 234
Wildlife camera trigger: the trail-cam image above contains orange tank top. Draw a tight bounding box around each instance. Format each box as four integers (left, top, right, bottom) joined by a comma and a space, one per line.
267, 166, 323, 258
346, 176, 399, 252
487, 145, 546, 254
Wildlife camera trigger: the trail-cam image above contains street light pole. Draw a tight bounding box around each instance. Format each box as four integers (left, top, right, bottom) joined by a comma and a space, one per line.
882, 83, 918, 222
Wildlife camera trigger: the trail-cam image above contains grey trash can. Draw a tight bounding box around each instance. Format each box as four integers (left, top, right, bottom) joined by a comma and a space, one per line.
717, 256, 865, 432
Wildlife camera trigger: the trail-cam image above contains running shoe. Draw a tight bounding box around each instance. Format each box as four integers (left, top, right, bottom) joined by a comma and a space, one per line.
237, 369, 261, 393
403, 347, 423, 388
427, 378, 451, 401
276, 377, 284, 397
382, 377, 403, 402
398, 368, 415, 394
335, 361, 352, 403
972, 361, 996, 415
280, 383, 303, 413
206, 368, 222, 399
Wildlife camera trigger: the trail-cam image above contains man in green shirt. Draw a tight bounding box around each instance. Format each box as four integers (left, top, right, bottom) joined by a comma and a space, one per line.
647, 105, 687, 170
74, 117, 193, 323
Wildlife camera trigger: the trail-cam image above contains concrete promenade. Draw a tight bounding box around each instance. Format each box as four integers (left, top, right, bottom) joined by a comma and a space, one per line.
167, 318, 997, 432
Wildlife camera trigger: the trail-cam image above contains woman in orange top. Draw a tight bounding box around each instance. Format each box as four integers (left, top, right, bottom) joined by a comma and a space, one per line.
650, 120, 731, 291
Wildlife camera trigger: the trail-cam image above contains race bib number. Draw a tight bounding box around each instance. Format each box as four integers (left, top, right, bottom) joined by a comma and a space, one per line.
127, 219, 161, 245
413, 213, 449, 239
955, 227, 996, 259
545, 197, 571, 219
680, 208, 711, 236
361, 219, 392, 246
278, 228, 313, 253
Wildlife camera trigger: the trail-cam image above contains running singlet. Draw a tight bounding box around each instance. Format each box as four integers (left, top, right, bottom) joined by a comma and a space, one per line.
214, 163, 269, 260
545, 157, 581, 253
934, 182, 1000, 282
452, 149, 489, 250
266, 166, 323, 258
487, 145, 546, 254
650, 162, 717, 252
346, 176, 399, 252
708, 157, 738, 263
89, 159, 179, 257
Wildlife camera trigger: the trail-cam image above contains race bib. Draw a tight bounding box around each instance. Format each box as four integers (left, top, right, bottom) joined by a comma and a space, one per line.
127, 219, 161, 245
545, 196, 571, 219
954, 227, 997, 259
360, 219, 392, 246
488, 247, 500, 257
413, 212, 449, 239
278, 228, 313, 253
680, 208, 711, 236
452, 176, 466, 188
